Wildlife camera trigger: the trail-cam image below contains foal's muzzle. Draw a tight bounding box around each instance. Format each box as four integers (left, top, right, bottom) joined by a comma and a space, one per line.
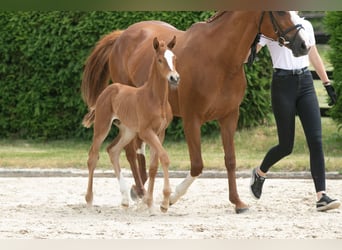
168, 72, 180, 85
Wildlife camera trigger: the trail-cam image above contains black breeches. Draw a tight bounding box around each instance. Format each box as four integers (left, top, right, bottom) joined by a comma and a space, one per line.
260, 71, 326, 192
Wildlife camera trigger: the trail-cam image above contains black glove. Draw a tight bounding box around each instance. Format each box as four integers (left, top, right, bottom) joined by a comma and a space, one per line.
324, 84, 337, 106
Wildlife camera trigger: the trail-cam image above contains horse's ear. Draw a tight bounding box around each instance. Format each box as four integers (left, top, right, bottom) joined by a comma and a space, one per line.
153, 37, 159, 51
167, 36, 176, 50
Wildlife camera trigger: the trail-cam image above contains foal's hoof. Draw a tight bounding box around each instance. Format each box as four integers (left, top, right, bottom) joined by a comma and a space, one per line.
160, 205, 168, 213
121, 202, 129, 208
235, 207, 249, 214
85, 194, 93, 206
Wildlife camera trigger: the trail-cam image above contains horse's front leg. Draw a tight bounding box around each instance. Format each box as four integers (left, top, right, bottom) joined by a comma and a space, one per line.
169, 118, 201, 205
218, 112, 249, 214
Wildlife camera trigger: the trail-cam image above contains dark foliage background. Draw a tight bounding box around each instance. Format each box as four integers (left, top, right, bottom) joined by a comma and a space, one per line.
325, 12, 342, 130
0, 11, 273, 141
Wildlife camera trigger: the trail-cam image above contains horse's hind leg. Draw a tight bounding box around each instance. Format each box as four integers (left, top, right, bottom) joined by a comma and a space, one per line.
136, 140, 148, 185
218, 112, 248, 214
107, 125, 136, 207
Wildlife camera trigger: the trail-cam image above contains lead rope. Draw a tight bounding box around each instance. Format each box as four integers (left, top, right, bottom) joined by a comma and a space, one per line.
247, 33, 261, 67
247, 12, 265, 67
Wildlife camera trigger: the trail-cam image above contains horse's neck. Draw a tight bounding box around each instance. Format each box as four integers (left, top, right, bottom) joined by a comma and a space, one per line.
187, 11, 261, 67
143, 61, 169, 106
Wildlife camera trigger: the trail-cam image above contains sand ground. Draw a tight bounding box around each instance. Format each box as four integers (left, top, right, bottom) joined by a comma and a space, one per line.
0, 171, 341, 239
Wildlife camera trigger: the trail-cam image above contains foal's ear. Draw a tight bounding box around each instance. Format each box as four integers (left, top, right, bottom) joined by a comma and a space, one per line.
153, 37, 159, 51
167, 36, 176, 50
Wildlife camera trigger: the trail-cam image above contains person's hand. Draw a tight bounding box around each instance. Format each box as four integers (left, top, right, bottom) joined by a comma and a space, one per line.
324, 84, 337, 106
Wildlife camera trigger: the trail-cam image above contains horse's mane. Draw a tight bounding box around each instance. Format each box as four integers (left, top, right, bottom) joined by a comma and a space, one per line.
206, 11, 228, 23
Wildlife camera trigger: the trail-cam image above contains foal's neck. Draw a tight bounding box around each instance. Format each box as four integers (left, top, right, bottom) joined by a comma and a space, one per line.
144, 58, 169, 105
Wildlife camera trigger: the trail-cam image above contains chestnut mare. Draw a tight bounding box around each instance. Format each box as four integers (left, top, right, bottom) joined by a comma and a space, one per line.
81, 11, 309, 213
82, 37, 179, 213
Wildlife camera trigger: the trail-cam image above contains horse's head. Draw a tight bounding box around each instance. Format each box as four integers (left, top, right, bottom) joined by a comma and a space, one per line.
153, 36, 180, 86
260, 11, 310, 57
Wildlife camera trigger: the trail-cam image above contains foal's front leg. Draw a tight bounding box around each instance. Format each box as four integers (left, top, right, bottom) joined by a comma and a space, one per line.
107, 127, 136, 207
144, 147, 158, 213
124, 137, 147, 200
140, 130, 171, 213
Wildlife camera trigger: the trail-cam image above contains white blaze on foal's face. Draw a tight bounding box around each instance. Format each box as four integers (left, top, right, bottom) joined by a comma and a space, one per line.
164, 49, 175, 71
163, 48, 179, 85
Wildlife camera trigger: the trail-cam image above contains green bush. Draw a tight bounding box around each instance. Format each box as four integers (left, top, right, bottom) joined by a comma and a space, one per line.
325, 12, 342, 129
0, 11, 272, 141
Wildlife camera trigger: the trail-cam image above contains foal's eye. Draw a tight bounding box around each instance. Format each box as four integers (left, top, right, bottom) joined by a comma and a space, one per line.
158, 59, 163, 63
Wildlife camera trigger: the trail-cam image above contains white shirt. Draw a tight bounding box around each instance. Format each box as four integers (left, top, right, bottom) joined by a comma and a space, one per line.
259, 17, 315, 70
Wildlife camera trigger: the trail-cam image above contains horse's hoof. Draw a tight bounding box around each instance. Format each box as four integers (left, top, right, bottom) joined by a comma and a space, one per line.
130, 186, 139, 201
235, 207, 249, 214
160, 205, 168, 213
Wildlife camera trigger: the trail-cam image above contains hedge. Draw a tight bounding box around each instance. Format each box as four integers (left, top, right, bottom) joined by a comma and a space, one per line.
325, 12, 342, 129
0, 11, 272, 141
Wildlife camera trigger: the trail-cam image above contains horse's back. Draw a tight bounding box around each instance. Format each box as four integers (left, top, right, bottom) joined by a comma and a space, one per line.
109, 21, 183, 86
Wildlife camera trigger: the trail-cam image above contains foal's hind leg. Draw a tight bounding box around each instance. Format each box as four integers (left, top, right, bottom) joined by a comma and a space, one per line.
85, 118, 113, 205
86, 142, 101, 205
107, 125, 136, 207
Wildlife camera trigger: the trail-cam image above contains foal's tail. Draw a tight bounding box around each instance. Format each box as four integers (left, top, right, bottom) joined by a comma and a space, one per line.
81, 30, 123, 109
82, 108, 95, 128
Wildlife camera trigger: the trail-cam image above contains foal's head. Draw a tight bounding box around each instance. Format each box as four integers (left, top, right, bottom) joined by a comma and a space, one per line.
152, 36, 180, 86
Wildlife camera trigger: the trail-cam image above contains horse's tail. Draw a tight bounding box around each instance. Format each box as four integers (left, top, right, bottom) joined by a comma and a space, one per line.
82, 108, 96, 128
81, 30, 124, 108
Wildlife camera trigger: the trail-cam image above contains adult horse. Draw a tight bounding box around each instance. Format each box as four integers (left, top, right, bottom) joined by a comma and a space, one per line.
81, 11, 310, 213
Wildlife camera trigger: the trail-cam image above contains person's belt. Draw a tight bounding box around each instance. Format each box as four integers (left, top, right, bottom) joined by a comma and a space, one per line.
274, 67, 309, 76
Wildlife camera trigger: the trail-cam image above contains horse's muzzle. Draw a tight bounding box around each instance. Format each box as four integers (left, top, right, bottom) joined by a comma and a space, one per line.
291, 39, 310, 57
289, 29, 310, 57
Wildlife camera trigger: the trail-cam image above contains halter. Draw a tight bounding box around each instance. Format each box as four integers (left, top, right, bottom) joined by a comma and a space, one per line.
247, 11, 304, 67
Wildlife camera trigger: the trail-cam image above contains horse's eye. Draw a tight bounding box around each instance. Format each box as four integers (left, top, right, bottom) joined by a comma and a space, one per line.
276, 11, 286, 16
158, 59, 163, 63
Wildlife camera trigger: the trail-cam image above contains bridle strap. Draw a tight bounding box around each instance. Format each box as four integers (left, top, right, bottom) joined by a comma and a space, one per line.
268, 11, 303, 46
247, 12, 265, 67
247, 11, 304, 67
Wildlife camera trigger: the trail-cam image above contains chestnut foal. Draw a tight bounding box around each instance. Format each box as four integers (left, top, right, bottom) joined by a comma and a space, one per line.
82, 36, 179, 213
